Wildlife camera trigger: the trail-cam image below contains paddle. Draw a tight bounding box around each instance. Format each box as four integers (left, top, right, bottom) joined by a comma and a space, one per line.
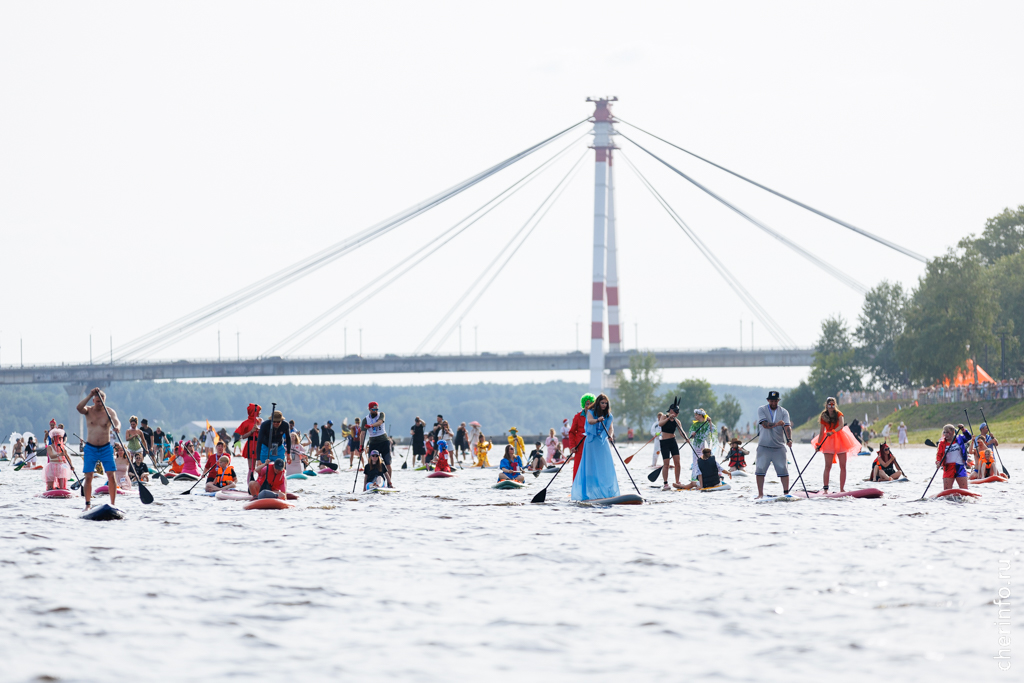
134, 433, 169, 485
601, 422, 643, 498
96, 396, 154, 505
785, 442, 811, 497
978, 408, 1010, 479
531, 432, 585, 504
58, 442, 86, 494
787, 431, 834, 495
623, 434, 657, 465
920, 427, 963, 500
647, 415, 683, 482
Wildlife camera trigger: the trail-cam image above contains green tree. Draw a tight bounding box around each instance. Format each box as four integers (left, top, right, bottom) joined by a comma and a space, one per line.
895, 249, 999, 385
716, 394, 742, 430
612, 353, 662, 429
959, 204, 1024, 265
808, 315, 863, 398
782, 381, 819, 426
987, 250, 1023, 377
854, 280, 909, 389
660, 378, 719, 423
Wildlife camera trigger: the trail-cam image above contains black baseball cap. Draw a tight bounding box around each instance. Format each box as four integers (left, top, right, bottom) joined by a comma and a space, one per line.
273, 458, 285, 470
767, 391, 781, 401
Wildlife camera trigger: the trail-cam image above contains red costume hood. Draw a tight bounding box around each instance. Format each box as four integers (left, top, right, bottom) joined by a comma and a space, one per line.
235, 403, 261, 436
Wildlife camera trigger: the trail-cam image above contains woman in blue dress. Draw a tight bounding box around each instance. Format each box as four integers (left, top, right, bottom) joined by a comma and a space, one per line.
571, 393, 620, 501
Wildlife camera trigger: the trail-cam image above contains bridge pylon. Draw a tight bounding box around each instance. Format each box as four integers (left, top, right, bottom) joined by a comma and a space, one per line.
586, 96, 619, 392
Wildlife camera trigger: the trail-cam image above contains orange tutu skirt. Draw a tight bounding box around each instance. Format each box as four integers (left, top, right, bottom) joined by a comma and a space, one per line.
812, 426, 861, 457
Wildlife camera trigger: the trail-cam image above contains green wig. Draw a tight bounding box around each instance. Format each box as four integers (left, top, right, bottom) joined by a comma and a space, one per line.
580, 393, 597, 411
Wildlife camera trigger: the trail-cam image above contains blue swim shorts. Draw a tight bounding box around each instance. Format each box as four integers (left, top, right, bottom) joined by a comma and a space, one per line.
83, 443, 116, 473
259, 444, 285, 463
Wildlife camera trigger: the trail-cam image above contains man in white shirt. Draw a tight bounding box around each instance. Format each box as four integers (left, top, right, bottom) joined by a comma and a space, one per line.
755, 391, 793, 499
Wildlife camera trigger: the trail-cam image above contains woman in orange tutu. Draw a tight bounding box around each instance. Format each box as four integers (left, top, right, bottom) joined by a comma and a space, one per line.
812, 397, 860, 493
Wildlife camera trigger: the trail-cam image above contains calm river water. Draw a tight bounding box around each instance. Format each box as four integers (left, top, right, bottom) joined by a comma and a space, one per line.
0, 443, 1018, 682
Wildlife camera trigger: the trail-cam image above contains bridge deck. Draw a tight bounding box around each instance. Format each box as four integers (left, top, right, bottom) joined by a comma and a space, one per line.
0, 349, 812, 385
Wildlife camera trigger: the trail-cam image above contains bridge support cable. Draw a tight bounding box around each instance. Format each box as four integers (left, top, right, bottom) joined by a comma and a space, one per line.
429, 157, 587, 354
617, 118, 927, 263
620, 133, 869, 295
265, 135, 589, 356
414, 152, 588, 355
619, 152, 796, 349
110, 118, 590, 363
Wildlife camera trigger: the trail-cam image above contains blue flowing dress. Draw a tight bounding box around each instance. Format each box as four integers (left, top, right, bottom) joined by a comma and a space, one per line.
571, 410, 620, 501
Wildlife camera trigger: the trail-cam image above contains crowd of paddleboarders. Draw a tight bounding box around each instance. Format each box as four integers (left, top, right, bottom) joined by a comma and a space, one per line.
3, 385, 1012, 512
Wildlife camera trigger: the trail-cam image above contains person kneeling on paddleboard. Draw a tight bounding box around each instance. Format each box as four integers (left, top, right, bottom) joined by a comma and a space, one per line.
498, 445, 525, 483
697, 448, 731, 489
206, 455, 238, 492
725, 438, 748, 473
363, 450, 392, 490
249, 458, 288, 500
869, 443, 903, 482
936, 423, 971, 492
434, 440, 453, 473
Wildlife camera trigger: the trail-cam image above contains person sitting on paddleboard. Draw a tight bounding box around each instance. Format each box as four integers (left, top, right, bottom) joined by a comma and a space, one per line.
687, 409, 716, 488
363, 450, 391, 490
657, 401, 686, 491
725, 438, 749, 473
528, 441, 546, 471
434, 440, 453, 473
498, 445, 525, 483
697, 447, 731, 489
936, 423, 971, 492
249, 458, 288, 499
128, 451, 150, 484
969, 433, 996, 480
869, 443, 903, 482
205, 455, 238, 492
474, 434, 492, 467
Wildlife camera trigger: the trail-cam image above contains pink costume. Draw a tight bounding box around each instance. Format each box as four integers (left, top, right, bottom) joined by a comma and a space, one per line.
180, 448, 202, 477
44, 428, 71, 490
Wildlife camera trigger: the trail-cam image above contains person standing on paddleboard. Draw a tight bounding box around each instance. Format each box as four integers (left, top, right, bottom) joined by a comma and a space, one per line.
658, 402, 686, 491
814, 397, 859, 493
936, 423, 972, 491
754, 391, 792, 499
571, 393, 619, 501
76, 387, 121, 509
362, 402, 392, 482
257, 410, 291, 470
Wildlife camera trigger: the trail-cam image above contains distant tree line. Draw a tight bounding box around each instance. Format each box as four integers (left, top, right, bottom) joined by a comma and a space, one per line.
784, 204, 1024, 425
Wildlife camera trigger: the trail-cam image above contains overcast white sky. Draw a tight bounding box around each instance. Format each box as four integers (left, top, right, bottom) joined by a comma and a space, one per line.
2, 1, 1022, 389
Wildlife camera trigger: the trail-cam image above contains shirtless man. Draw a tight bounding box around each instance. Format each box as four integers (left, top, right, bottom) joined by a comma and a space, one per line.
76, 387, 121, 509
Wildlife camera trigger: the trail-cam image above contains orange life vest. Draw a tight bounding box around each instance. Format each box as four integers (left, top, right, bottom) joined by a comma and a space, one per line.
212, 464, 236, 488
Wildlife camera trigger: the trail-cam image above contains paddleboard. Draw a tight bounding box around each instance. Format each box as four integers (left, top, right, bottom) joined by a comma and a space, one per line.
427, 471, 455, 478
576, 493, 643, 506
243, 498, 293, 510
363, 487, 400, 495
39, 489, 73, 499
287, 474, 308, 480
791, 488, 883, 500
934, 488, 982, 499
414, 465, 428, 471
303, 469, 318, 477
730, 470, 750, 477
972, 475, 1009, 484
541, 466, 559, 473
700, 482, 732, 492
493, 479, 526, 489
82, 503, 126, 521
173, 474, 198, 481
286, 492, 299, 500
215, 490, 252, 501
193, 491, 217, 497
94, 485, 128, 495
318, 467, 336, 475
755, 494, 802, 503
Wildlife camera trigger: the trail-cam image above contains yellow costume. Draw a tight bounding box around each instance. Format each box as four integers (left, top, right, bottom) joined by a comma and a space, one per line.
508, 430, 525, 458
474, 441, 492, 468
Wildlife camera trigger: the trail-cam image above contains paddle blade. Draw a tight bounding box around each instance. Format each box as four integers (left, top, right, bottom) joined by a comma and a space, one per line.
70, 481, 82, 490
533, 471, 540, 478
924, 439, 937, 448
1003, 466, 1011, 478
401, 462, 408, 469
159, 474, 169, 485
624, 454, 634, 464
139, 482, 154, 504
14, 463, 25, 471
647, 467, 662, 482
530, 487, 547, 504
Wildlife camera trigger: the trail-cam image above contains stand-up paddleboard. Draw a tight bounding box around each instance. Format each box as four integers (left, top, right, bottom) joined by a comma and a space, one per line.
39, 489, 73, 499
865, 477, 910, 483
82, 504, 126, 521
493, 479, 526, 489
542, 466, 559, 474
427, 471, 455, 479
791, 488, 884, 500
285, 492, 299, 500
363, 487, 399, 495
215, 490, 252, 501
700, 482, 732, 492
94, 485, 128, 495
972, 475, 1008, 485
730, 470, 750, 477
934, 488, 982, 499
318, 467, 336, 475
173, 473, 198, 481
414, 465, 428, 471
576, 494, 643, 506
287, 473, 308, 480
193, 491, 216, 497
303, 469, 318, 477
243, 498, 293, 510
755, 494, 802, 503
